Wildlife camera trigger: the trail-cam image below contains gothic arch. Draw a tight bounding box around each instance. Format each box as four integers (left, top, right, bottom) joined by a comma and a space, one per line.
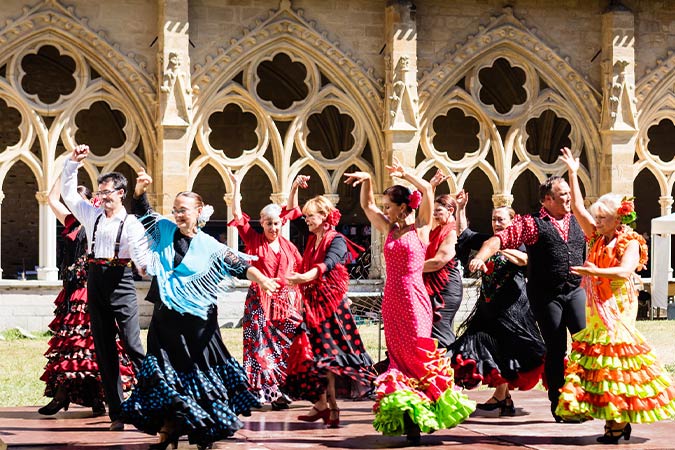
0, 154, 43, 192
190, 1, 384, 194
0, 0, 156, 165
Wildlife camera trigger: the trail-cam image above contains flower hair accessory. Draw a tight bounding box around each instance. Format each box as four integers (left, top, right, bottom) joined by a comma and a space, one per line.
617, 196, 637, 228
326, 209, 341, 226
197, 204, 214, 229
408, 190, 422, 209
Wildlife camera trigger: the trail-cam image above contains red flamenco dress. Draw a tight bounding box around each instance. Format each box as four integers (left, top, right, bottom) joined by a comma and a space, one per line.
556, 227, 675, 423
41, 214, 135, 407
228, 209, 303, 404
373, 225, 474, 437
283, 230, 376, 401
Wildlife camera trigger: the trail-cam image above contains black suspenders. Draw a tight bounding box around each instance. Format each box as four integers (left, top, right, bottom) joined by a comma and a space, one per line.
90, 213, 127, 261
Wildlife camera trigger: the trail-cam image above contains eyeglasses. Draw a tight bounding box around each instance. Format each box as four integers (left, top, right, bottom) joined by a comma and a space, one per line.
171, 208, 193, 216
94, 189, 121, 197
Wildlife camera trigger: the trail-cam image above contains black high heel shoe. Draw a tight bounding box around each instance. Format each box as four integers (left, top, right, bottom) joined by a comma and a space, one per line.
91, 400, 106, 417
148, 430, 179, 450
403, 411, 421, 446
476, 396, 506, 412
596, 423, 631, 444
38, 398, 70, 415
500, 395, 516, 416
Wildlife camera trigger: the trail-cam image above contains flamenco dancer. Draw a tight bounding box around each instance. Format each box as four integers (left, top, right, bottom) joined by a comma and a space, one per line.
121, 170, 278, 450
345, 161, 474, 445
226, 168, 304, 410
449, 190, 545, 416
39, 174, 134, 417
283, 193, 376, 428
555, 147, 675, 443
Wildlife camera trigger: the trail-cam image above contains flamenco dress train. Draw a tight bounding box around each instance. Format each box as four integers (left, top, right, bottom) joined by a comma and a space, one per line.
373, 226, 474, 436
556, 228, 675, 423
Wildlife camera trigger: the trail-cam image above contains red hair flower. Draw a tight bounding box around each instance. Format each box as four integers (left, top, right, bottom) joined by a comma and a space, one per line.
326, 209, 341, 226
408, 190, 422, 209
617, 197, 637, 228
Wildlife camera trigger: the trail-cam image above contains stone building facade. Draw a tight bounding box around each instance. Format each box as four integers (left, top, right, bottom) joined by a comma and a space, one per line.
1, 0, 674, 280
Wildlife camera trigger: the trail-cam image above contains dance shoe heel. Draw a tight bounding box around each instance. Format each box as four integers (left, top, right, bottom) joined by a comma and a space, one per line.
38, 398, 70, 415
297, 406, 330, 424
475, 396, 506, 412
327, 408, 340, 428
596, 423, 631, 444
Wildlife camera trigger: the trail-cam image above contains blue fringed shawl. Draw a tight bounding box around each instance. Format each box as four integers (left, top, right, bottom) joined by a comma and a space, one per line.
145, 216, 249, 320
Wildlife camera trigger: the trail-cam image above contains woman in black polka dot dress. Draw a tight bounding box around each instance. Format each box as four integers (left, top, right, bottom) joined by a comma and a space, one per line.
121, 172, 279, 450
284, 195, 376, 428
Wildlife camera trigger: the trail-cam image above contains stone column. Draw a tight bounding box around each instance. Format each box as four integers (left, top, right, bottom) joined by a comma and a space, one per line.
156, 0, 192, 215
658, 196, 673, 216
599, 4, 638, 196
377, 0, 419, 278
492, 193, 514, 208
35, 191, 59, 281
0, 191, 4, 278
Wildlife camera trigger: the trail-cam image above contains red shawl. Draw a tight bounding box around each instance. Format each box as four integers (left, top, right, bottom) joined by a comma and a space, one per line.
300, 229, 350, 328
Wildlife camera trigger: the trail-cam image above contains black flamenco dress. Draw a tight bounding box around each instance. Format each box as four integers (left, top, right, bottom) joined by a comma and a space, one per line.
121, 195, 260, 446
449, 238, 545, 390
41, 214, 135, 406
282, 231, 376, 401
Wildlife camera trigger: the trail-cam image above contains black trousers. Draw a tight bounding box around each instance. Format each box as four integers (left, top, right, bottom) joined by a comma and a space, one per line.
431, 269, 463, 348
87, 264, 145, 420
529, 286, 586, 412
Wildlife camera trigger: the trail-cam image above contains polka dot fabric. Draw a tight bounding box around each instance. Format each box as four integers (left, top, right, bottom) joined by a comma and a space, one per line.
373, 226, 474, 436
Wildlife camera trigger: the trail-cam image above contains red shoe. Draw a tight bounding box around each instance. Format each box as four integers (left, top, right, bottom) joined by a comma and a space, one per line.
327, 408, 340, 428
297, 406, 330, 423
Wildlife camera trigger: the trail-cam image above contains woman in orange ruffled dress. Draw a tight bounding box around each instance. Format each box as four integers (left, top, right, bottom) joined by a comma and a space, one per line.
556, 147, 675, 443
345, 160, 474, 445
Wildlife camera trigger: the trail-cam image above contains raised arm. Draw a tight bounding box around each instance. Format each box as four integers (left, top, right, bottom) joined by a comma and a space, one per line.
386, 159, 433, 231
225, 167, 243, 222
287, 174, 309, 211
429, 169, 449, 195
343, 171, 390, 235
560, 147, 595, 237
48, 174, 70, 225
132, 167, 154, 218
455, 189, 469, 235
61, 144, 96, 227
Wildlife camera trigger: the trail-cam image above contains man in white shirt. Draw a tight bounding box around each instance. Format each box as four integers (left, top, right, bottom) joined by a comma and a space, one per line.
61, 144, 147, 431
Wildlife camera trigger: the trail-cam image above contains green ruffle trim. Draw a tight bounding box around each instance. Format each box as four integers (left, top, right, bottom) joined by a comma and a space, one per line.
572, 324, 645, 346
556, 393, 675, 423
570, 351, 656, 371
563, 372, 673, 398
373, 389, 475, 436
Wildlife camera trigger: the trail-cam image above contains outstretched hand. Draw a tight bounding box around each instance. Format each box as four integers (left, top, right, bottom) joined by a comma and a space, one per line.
455, 189, 468, 209
468, 257, 487, 274
570, 261, 598, 277
293, 174, 310, 189
560, 147, 580, 173
385, 158, 408, 179
259, 276, 280, 294
134, 168, 153, 197
70, 144, 89, 162
430, 169, 449, 189
343, 171, 371, 187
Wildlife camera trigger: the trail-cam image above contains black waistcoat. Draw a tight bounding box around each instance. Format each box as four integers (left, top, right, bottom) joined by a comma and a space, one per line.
526, 213, 586, 300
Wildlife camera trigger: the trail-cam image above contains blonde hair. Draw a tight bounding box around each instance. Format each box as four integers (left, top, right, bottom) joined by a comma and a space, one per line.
302, 195, 335, 217
588, 193, 621, 220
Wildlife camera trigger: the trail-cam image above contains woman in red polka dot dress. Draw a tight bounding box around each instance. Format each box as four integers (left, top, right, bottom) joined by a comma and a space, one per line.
284, 195, 376, 428
345, 161, 474, 445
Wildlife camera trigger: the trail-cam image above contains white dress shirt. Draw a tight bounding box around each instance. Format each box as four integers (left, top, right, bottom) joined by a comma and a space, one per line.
61, 160, 148, 269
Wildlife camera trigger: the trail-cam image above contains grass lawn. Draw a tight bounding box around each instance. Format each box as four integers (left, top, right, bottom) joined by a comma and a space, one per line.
1, 320, 674, 408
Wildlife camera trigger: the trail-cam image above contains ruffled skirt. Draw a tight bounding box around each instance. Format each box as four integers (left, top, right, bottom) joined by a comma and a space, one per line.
121, 303, 259, 445
282, 297, 376, 402
556, 320, 675, 423
242, 287, 301, 403
41, 286, 134, 406
373, 337, 475, 435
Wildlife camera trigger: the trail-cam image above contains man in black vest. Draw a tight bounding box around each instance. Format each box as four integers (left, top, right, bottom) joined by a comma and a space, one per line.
62, 145, 148, 431
468, 175, 586, 422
